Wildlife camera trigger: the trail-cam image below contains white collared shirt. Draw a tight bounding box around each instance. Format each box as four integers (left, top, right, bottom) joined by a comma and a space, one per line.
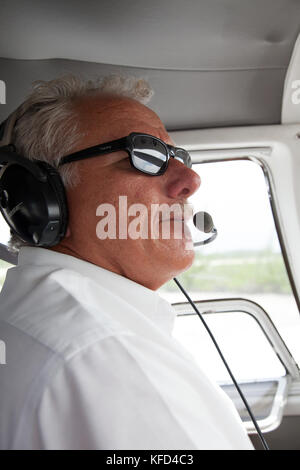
0, 247, 253, 449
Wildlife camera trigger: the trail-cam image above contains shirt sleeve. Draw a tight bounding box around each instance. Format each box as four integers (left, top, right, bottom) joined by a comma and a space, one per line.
31, 335, 196, 450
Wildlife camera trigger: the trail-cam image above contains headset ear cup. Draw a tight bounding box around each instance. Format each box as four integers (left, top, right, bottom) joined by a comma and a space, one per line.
0, 160, 68, 247
37, 162, 69, 245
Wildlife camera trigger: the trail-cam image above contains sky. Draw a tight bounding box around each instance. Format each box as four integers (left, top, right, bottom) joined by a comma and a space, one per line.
185, 159, 279, 254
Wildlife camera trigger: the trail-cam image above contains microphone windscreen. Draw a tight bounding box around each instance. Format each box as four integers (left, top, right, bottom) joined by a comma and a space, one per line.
193, 211, 214, 233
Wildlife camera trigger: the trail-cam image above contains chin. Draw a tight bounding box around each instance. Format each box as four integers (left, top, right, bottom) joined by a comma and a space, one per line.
162, 237, 195, 277
142, 236, 195, 288
175, 249, 195, 274
148, 249, 195, 290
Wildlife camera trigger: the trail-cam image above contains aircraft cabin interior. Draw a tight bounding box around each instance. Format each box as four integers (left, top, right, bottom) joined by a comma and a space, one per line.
1, 0, 300, 451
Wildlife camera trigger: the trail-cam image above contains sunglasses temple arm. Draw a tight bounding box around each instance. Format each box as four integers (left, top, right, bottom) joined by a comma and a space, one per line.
59, 137, 128, 166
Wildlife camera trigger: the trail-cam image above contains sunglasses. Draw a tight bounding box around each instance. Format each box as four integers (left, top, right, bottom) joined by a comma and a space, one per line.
59, 133, 192, 176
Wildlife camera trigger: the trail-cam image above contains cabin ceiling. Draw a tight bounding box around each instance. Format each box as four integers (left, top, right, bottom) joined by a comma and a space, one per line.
0, 0, 300, 130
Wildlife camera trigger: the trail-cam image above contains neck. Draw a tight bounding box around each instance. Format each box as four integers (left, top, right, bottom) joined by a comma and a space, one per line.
49, 242, 167, 291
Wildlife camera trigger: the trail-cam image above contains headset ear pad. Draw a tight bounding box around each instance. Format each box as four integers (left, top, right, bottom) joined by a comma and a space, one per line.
0, 161, 68, 247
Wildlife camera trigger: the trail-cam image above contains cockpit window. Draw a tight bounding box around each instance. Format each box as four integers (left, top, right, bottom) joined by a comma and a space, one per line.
160, 159, 300, 369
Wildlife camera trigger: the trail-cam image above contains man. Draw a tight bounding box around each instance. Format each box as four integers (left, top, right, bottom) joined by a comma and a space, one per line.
0, 75, 253, 449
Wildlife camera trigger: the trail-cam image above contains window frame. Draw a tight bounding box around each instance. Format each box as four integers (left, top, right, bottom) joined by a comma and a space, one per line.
173, 297, 300, 433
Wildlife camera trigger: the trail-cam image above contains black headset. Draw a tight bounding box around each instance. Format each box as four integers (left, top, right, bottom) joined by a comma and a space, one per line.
0, 107, 68, 247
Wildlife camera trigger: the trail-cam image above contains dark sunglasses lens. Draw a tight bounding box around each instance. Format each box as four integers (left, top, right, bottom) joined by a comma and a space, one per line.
132, 135, 167, 174
174, 148, 192, 168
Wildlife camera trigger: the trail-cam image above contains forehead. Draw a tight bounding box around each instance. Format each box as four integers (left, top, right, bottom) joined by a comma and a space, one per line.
75, 94, 172, 144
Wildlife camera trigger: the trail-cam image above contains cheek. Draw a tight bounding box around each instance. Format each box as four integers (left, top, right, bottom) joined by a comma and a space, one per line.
69, 168, 162, 235
117, 178, 161, 218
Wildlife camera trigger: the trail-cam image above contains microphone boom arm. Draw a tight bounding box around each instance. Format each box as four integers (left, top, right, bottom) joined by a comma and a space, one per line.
193, 228, 218, 246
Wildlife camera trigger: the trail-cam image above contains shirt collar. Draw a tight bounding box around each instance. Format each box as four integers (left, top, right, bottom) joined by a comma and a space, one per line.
18, 247, 176, 334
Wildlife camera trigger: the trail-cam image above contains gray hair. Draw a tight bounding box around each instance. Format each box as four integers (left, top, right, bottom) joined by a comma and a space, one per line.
8, 74, 154, 251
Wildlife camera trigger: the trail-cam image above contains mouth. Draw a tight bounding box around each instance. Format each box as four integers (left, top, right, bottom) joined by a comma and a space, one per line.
160, 218, 185, 223
158, 204, 194, 225
158, 217, 193, 240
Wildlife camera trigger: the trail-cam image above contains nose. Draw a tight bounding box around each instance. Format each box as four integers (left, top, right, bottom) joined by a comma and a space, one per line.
164, 158, 201, 199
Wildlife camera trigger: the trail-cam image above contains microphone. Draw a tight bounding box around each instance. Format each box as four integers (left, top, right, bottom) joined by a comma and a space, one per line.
193, 211, 218, 246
